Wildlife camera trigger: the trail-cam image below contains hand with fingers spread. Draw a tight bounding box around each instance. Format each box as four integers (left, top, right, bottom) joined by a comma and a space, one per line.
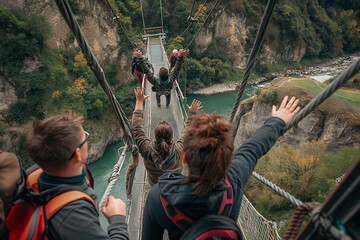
134, 86, 149, 110
187, 99, 203, 113
271, 96, 301, 123
101, 196, 127, 218
179, 49, 188, 57
134, 51, 143, 59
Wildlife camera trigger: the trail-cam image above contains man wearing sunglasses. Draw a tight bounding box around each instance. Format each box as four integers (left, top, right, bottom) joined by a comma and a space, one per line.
24, 110, 129, 239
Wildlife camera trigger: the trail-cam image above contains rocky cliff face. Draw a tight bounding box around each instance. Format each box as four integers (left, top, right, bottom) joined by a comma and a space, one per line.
196, 9, 307, 68
0, 76, 17, 119
234, 77, 360, 151
2, 0, 120, 65
86, 121, 123, 163
2, 0, 121, 66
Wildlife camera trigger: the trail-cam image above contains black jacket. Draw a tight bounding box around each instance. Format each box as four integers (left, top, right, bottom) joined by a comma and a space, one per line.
131, 57, 143, 74
140, 55, 184, 95
142, 117, 286, 240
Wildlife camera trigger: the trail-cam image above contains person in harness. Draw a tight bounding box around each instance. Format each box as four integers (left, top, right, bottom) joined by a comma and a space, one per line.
169, 49, 187, 71
141, 96, 301, 239
4, 111, 129, 240
134, 49, 187, 108
169, 49, 179, 71
131, 54, 153, 86
132, 86, 202, 186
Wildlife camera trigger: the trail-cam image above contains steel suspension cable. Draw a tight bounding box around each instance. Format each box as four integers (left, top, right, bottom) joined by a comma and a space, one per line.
182, 0, 197, 105
105, 0, 138, 49
160, 0, 164, 32
186, 0, 220, 48
54, 0, 136, 153
229, 0, 276, 134
166, 0, 208, 46
140, 0, 146, 31
284, 57, 360, 132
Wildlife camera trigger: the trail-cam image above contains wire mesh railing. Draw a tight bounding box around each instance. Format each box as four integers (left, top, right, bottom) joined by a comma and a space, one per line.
239, 195, 282, 240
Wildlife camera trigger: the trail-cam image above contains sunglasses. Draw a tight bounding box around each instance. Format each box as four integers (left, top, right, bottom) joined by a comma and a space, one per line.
69, 131, 90, 160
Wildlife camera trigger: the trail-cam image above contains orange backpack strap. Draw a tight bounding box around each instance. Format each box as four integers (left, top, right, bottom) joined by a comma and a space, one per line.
45, 190, 95, 218
26, 168, 43, 193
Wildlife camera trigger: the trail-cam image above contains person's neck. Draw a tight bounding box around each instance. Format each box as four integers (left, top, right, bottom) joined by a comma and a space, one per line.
46, 165, 83, 178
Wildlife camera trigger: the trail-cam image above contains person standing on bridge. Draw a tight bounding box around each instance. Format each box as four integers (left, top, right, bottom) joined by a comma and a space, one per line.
141, 96, 301, 239
133, 49, 187, 108
132, 87, 202, 186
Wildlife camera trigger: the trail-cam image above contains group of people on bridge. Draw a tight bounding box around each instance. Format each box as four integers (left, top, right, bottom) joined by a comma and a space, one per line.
1, 48, 302, 239
131, 49, 187, 108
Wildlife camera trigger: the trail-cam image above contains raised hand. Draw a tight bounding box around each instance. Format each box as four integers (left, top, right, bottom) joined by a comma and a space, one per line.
134, 86, 149, 103
271, 96, 301, 123
134, 51, 143, 59
187, 99, 203, 113
179, 49, 188, 57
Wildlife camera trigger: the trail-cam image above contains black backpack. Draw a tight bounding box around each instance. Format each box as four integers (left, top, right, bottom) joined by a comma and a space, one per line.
161, 178, 243, 240
180, 214, 242, 240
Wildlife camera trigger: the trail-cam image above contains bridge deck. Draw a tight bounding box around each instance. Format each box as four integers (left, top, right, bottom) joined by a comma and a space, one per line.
127, 37, 185, 239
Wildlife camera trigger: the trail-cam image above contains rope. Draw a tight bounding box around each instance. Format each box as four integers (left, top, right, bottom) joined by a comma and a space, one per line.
284, 57, 360, 132
54, 0, 136, 154
125, 151, 139, 198
186, 0, 221, 48
229, 0, 276, 134
283, 202, 321, 240
98, 146, 127, 210
140, 0, 146, 31
252, 171, 303, 207
104, 0, 138, 49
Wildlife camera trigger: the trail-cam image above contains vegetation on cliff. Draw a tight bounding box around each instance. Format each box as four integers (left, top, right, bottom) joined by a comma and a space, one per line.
0, 6, 136, 167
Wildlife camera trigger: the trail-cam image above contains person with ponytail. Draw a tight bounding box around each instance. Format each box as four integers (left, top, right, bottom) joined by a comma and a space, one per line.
142, 96, 301, 239
132, 87, 202, 186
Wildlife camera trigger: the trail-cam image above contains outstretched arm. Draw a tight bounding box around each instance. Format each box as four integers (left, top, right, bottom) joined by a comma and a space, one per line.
132, 86, 152, 157
134, 51, 157, 85
230, 96, 301, 188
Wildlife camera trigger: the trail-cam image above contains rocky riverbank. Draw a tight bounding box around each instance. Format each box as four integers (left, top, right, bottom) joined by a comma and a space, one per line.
189, 53, 360, 95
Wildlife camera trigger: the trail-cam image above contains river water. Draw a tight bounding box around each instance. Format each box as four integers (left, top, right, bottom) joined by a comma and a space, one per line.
88, 80, 271, 229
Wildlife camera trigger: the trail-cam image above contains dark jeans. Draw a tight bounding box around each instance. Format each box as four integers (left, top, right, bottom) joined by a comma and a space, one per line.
156, 92, 171, 106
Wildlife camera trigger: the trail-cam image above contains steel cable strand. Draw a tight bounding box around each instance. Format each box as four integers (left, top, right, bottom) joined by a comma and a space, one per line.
166, 0, 209, 46
183, 0, 198, 103
105, 0, 138, 50
252, 171, 303, 207
140, 0, 146, 30
229, 0, 276, 127
186, 0, 221, 48
98, 146, 128, 210
54, 0, 135, 152
284, 57, 360, 132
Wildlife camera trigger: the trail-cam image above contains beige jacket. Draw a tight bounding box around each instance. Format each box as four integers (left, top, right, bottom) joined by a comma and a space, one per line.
0, 151, 21, 235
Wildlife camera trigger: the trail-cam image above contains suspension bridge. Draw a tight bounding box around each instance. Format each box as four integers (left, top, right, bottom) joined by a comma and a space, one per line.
54, 0, 360, 239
